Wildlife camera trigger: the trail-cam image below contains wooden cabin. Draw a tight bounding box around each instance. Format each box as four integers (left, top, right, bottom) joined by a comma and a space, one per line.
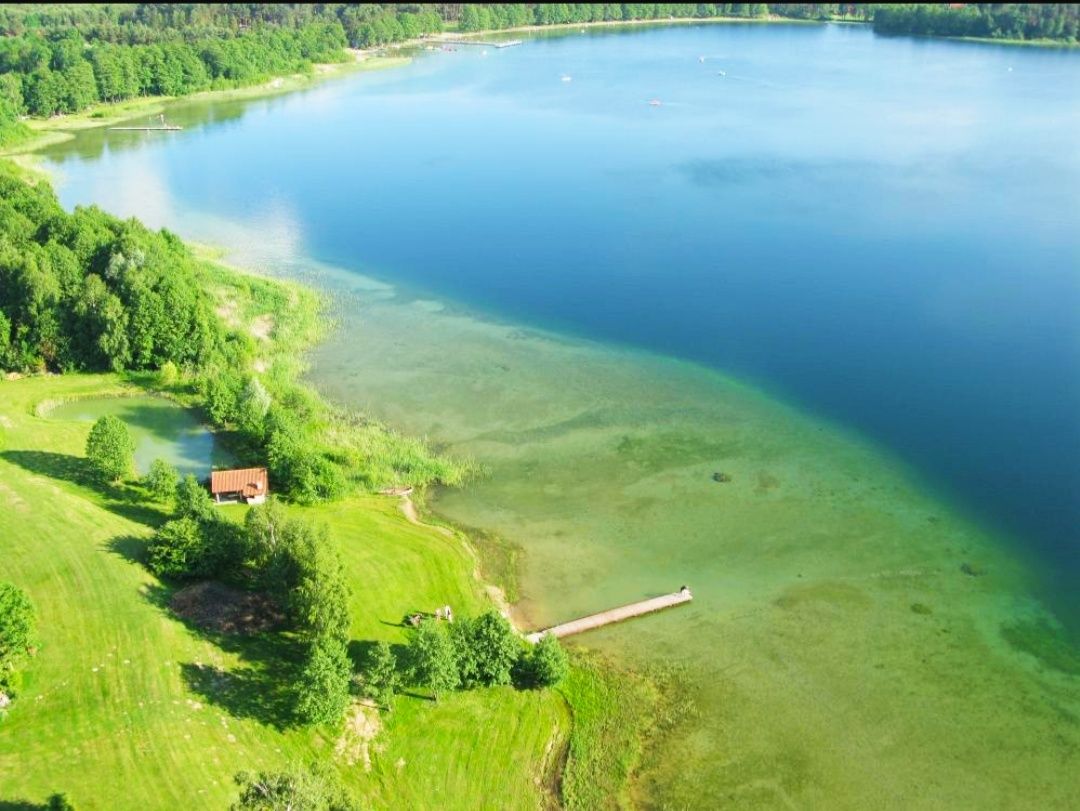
210, 467, 269, 505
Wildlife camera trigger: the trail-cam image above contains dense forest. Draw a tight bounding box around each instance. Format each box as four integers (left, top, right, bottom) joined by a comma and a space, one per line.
1, 4, 1075, 143
449, 3, 1078, 39
873, 4, 1078, 40
0, 161, 466, 499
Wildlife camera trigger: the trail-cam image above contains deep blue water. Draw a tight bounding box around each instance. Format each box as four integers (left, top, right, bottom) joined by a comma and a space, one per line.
45, 23, 1080, 620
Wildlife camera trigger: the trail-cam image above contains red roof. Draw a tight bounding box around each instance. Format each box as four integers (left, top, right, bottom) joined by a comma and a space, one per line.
210, 467, 268, 498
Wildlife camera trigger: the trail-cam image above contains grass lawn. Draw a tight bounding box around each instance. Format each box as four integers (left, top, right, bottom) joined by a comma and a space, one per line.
0, 374, 567, 810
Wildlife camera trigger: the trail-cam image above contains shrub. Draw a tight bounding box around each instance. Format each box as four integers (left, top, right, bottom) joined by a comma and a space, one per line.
143, 458, 179, 503
521, 633, 569, 688
232, 762, 358, 811
156, 360, 179, 388
147, 517, 206, 578
237, 377, 271, 440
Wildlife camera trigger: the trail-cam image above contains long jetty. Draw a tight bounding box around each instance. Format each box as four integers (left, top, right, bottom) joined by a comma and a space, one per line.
439, 39, 523, 49
526, 587, 693, 643
108, 126, 183, 131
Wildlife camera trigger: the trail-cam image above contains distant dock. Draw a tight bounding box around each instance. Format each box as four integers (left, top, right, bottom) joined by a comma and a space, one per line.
109, 126, 183, 131
526, 586, 693, 643
439, 39, 523, 49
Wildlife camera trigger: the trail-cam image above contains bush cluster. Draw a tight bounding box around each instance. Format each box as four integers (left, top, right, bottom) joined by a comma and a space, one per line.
357, 610, 568, 707
145, 492, 352, 726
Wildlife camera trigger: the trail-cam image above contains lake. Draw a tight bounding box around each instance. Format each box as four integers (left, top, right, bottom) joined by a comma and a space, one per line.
41, 22, 1080, 807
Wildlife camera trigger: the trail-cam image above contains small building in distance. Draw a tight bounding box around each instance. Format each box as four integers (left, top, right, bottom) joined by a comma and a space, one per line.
210, 467, 269, 505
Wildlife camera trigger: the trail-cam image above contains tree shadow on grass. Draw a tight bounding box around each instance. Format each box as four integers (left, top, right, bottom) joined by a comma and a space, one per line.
0, 450, 167, 528
140, 581, 305, 731
349, 639, 410, 671
0, 801, 46, 810
105, 534, 149, 566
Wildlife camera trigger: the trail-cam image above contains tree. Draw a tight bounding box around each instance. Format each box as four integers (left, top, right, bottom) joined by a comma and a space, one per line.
522, 633, 568, 688
175, 473, 213, 521
146, 517, 206, 578
237, 376, 271, 439
232, 763, 358, 811
46, 794, 76, 811
0, 582, 37, 673
408, 619, 459, 701
288, 532, 351, 646
85, 414, 135, 482
451, 610, 522, 688
243, 496, 290, 572
295, 637, 352, 726
356, 641, 398, 710
143, 458, 179, 503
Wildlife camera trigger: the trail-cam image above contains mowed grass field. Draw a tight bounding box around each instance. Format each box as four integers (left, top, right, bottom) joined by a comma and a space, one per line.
0, 374, 567, 810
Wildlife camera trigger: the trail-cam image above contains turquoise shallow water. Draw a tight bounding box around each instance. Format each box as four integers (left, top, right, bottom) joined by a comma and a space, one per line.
39, 22, 1080, 806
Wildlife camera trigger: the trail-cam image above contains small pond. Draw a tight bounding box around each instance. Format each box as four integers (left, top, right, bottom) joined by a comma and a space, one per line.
50, 396, 226, 477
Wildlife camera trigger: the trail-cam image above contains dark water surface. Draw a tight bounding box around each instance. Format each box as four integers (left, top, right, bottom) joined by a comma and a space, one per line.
41, 22, 1080, 806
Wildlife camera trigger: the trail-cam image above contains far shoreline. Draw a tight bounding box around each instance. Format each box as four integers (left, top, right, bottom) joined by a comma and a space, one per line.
7, 9, 1072, 172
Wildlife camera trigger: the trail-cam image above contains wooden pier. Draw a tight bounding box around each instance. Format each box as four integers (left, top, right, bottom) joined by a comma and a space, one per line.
439, 39, 523, 49
108, 126, 182, 131
526, 587, 693, 643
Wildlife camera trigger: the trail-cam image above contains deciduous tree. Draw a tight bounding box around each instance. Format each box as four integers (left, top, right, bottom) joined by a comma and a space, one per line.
408, 619, 459, 702
143, 458, 179, 504
85, 414, 134, 482
296, 637, 352, 726
522, 633, 569, 687
357, 640, 398, 710
0, 582, 37, 673
146, 516, 206, 578
175, 473, 213, 521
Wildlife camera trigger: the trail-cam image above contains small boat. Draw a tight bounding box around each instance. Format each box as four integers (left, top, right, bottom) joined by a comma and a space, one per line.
561, 74, 572, 82
717, 70, 726, 77
699, 56, 706, 63
649, 98, 662, 107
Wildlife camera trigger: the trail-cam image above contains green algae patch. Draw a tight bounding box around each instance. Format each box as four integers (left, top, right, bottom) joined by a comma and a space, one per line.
300, 267, 1080, 808
1002, 619, 1080, 676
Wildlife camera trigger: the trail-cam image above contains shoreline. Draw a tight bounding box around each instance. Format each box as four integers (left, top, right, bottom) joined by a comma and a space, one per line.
16, 23, 1080, 807
0, 52, 410, 161
6, 10, 1069, 170
426, 14, 1077, 50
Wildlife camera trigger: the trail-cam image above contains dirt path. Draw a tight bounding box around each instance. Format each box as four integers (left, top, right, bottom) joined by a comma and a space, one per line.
397, 495, 515, 622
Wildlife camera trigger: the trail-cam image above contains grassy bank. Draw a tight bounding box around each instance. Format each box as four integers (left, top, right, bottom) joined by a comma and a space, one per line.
0, 378, 570, 810
0, 256, 660, 809
0, 42, 672, 803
